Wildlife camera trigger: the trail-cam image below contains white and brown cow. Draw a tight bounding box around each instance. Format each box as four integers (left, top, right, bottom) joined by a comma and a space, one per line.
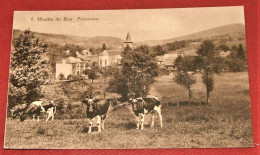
20, 100, 56, 122
10, 104, 27, 118
82, 98, 115, 133
129, 96, 163, 130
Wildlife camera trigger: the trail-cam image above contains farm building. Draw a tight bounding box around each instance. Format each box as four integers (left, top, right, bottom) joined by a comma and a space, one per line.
56, 57, 89, 79
155, 53, 180, 69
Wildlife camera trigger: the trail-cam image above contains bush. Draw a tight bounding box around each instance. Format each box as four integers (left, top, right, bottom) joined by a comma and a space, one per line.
58, 73, 65, 80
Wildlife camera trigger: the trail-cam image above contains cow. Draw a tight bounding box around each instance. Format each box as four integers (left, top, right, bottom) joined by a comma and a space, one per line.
20, 100, 56, 122
129, 96, 163, 130
82, 98, 115, 133
20, 101, 43, 122
10, 104, 27, 118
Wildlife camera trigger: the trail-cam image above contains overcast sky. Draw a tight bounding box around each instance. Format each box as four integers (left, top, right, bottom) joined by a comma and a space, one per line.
13, 6, 245, 42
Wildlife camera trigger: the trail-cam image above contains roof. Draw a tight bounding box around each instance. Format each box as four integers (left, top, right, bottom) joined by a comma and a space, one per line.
163, 54, 179, 66
80, 55, 99, 62
219, 50, 231, 57
100, 50, 123, 56
155, 56, 164, 62
64, 57, 84, 63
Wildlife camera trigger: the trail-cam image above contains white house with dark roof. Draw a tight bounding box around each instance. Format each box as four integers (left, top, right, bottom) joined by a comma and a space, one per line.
56, 57, 88, 79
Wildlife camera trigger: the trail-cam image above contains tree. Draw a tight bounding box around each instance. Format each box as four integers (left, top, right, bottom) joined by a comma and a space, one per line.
121, 45, 158, 97
217, 44, 230, 52
231, 45, 238, 51
83, 69, 97, 83
153, 45, 166, 56
101, 43, 106, 51
174, 55, 196, 105
9, 29, 48, 107
237, 44, 246, 60
195, 40, 223, 104
107, 68, 129, 100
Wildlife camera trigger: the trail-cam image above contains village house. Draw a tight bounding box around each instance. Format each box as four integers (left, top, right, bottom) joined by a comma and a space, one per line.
56, 57, 88, 79
98, 50, 123, 67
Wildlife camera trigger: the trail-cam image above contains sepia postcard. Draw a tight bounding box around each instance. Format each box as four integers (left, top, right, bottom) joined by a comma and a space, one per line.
4, 7, 253, 149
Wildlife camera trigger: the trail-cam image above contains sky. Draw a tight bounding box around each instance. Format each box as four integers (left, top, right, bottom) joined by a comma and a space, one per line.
13, 6, 245, 42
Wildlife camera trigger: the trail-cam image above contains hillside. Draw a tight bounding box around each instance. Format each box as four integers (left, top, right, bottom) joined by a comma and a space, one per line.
137, 23, 246, 46
13, 30, 124, 49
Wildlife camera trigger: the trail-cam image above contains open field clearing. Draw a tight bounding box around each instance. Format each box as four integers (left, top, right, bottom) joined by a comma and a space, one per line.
4, 72, 253, 149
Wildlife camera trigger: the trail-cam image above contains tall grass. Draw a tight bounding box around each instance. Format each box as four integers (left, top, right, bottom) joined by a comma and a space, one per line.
4, 72, 252, 149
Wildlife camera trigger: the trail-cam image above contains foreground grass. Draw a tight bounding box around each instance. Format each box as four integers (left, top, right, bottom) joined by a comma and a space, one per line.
5, 105, 252, 149
4, 72, 253, 149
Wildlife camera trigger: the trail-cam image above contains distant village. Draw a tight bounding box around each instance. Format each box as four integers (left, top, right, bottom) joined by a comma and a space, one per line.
56, 32, 232, 79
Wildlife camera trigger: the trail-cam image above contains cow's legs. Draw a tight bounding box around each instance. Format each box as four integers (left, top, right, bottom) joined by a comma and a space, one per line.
32, 115, 35, 121
101, 119, 105, 131
88, 119, 92, 133
37, 116, 40, 122
136, 115, 140, 129
97, 115, 102, 132
151, 112, 155, 127
46, 112, 51, 122
158, 107, 163, 127
155, 106, 163, 127
51, 111, 54, 121
140, 113, 145, 130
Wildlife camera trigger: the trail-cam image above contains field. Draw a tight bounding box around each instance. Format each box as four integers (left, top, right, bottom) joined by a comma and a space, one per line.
4, 72, 253, 149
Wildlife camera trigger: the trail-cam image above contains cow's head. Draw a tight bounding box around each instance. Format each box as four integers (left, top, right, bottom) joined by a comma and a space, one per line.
10, 107, 16, 118
129, 98, 143, 111
84, 98, 98, 112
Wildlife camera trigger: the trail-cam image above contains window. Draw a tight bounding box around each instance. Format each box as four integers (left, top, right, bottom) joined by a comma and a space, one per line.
105, 59, 107, 66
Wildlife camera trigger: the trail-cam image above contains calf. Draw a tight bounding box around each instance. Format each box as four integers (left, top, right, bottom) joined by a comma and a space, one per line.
45, 106, 56, 122
129, 96, 163, 130
82, 98, 114, 133
10, 104, 27, 118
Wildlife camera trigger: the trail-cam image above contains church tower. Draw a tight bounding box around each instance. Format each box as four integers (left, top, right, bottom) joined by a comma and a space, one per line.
124, 32, 133, 48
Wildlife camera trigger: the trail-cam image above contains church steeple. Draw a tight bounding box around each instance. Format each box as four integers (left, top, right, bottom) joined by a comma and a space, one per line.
126, 32, 131, 42
124, 31, 133, 48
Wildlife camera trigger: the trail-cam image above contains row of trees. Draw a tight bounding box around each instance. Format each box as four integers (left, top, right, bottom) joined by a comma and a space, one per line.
174, 41, 246, 105
174, 40, 224, 105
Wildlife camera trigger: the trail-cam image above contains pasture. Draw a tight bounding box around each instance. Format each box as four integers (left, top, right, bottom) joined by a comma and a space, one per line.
4, 72, 253, 149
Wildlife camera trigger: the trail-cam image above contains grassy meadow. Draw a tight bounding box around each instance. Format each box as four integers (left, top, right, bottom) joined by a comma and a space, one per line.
4, 72, 253, 149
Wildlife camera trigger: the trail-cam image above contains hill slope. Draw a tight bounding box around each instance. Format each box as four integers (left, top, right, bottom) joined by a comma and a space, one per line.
13, 30, 124, 49
137, 23, 245, 46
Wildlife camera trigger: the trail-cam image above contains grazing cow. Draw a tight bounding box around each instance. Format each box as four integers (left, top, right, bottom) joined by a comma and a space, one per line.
10, 104, 27, 118
129, 96, 163, 130
20, 100, 56, 122
82, 98, 115, 133
20, 101, 43, 122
